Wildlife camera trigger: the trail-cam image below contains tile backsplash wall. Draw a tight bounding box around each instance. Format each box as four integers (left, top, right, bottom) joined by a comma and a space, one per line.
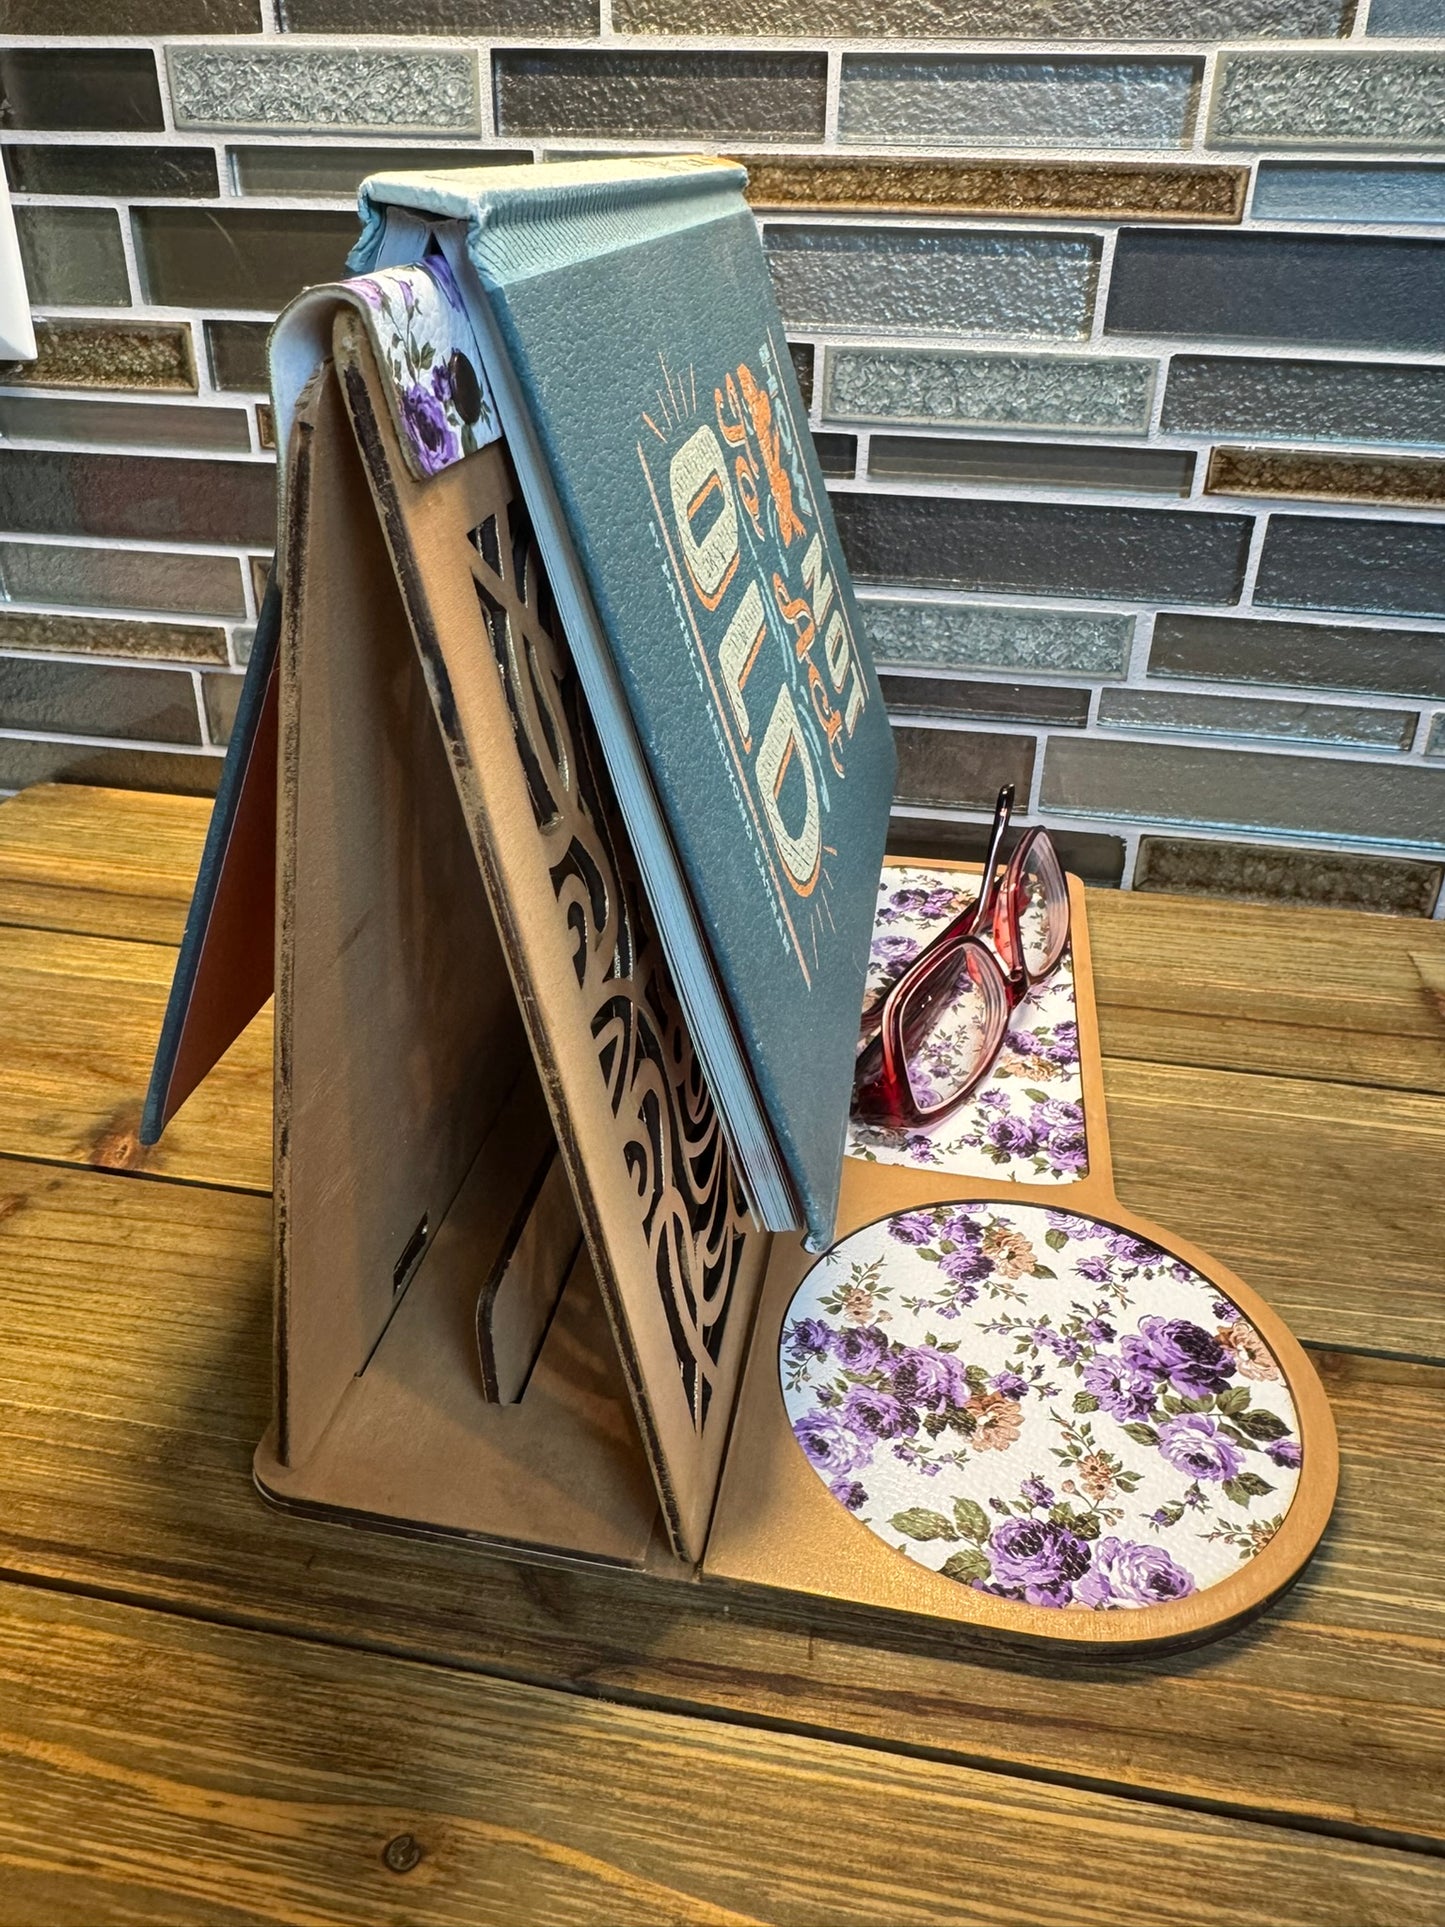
2, 5, 1444, 915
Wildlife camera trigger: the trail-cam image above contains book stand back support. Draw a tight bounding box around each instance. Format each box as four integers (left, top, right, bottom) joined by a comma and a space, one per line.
252, 303, 1338, 1652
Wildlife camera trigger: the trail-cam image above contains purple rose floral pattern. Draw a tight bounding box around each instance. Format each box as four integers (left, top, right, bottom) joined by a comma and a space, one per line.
848, 864, 1087, 1185
780, 1201, 1302, 1611
347, 255, 499, 480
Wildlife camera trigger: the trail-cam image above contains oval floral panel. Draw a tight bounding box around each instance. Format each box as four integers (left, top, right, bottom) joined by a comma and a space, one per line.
779, 1202, 1303, 1611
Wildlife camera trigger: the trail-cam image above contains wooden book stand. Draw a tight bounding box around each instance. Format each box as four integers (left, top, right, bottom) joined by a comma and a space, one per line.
172, 275, 1335, 1653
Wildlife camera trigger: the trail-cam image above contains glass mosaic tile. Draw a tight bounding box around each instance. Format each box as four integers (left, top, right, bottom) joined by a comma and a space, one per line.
840, 55, 1202, 150
832, 493, 1250, 604
1150, 612, 1445, 701
1042, 735, 1445, 846
0, 321, 195, 394
493, 50, 827, 141
1107, 230, 1445, 355
892, 723, 1038, 811
825, 348, 1156, 436
766, 225, 1098, 341
1133, 835, 1441, 915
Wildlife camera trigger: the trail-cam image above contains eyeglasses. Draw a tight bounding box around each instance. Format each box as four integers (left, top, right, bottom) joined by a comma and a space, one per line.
852, 785, 1070, 1130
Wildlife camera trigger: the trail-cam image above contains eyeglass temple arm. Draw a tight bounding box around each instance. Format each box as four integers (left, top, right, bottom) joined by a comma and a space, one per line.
970, 783, 1015, 928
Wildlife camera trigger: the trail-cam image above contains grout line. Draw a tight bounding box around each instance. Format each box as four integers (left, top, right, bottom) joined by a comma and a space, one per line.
1235, 511, 1271, 609
824, 49, 843, 146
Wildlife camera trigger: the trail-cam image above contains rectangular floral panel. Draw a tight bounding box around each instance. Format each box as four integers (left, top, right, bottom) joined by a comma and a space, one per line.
1162, 354, 1445, 447
869, 435, 1194, 497
848, 863, 1088, 1184
832, 493, 1251, 604
825, 348, 1156, 436
864, 601, 1134, 679
743, 157, 1244, 224
1106, 230, 1445, 355
840, 55, 1202, 150
0, 321, 195, 393
1042, 736, 1445, 846
493, 50, 827, 141
1151, 612, 1445, 701
1133, 835, 1442, 914
1097, 686, 1417, 751
766, 226, 1098, 341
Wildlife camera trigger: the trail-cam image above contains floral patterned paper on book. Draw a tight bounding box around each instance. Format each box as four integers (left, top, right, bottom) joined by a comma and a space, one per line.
848, 864, 1086, 1183
347, 253, 500, 480
781, 1202, 1302, 1612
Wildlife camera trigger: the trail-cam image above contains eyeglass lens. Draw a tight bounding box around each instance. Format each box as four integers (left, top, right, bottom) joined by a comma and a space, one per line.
1010, 836, 1070, 980
897, 944, 1009, 1114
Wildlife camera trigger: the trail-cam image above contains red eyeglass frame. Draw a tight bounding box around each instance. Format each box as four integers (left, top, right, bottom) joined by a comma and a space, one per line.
852, 785, 1069, 1130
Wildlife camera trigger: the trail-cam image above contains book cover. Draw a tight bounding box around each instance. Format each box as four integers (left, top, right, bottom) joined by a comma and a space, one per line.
351, 159, 897, 1247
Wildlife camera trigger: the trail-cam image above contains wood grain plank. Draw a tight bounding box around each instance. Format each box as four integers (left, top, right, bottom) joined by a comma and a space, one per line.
1, 1584, 1441, 1927
0, 923, 271, 1192
0, 785, 208, 945
1088, 891, 1445, 1095
1107, 1058, 1445, 1364
1, 1157, 1443, 1848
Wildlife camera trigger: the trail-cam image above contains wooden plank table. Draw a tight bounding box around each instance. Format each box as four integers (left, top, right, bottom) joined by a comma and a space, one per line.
0, 781, 1442, 1926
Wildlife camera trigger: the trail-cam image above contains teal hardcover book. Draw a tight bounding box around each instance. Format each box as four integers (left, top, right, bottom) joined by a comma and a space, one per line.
345, 159, 897, 1247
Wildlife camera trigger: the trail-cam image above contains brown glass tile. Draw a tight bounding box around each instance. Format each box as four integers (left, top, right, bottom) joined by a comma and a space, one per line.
1134, 835, 1441, 916
740, 157, 1246, 224
3, 145, 219, 199
1, 0, 259, 24
134, 207, 358, 312
1207, 445, 1445, 510
0, 609, 226, 666
0, 738, 221, 798
15, 208, 129, 308
881, 674, 1090, 727
0, 657, 201, 745
229, 144, 531, 197
257, 403, 275, 451
0, 320, 195, 394
890, 810, 1125, 886
0, 541, 247, 619
789, 341, 814, 411
619, 0, 1348, 28
0, 396, 252, 455
891, 723, 1036, 811
1151, 612, 1445, 703
205, 321, 271, 394
0, 451, 276, 546
0, 50, 164, 132
249, 555, 274, 606
493, 49, 827, 142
